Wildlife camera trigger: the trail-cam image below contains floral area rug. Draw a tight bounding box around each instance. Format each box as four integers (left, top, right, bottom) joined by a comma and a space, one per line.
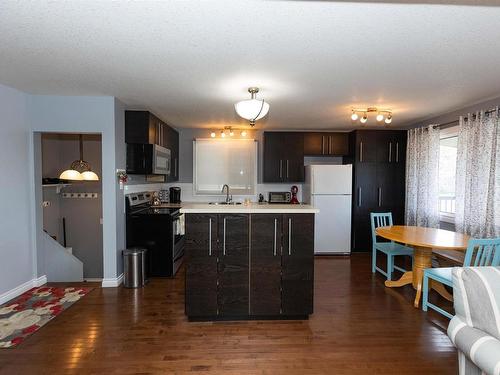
0, 286, 92, 348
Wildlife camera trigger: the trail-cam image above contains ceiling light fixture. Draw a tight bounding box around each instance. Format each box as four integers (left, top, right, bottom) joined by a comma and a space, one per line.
59, 134, 99, 181
351, 107, 393, 125
209, 126, 248, 138
234, 87, 270, 127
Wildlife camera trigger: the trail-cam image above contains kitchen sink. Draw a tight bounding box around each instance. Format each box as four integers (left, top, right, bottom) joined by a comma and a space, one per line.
208, 202, 242, 205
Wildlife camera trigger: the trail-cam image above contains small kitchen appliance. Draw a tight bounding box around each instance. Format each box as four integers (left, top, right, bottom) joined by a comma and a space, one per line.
169, 187, 181, 203
268, 191, 291, 204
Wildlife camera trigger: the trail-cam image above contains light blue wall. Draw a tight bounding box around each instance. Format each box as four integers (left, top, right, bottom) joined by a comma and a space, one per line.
114, 98, 126, 276
28, 95, 126, 281
0, 84, 36, 296
408, 94, 500, 128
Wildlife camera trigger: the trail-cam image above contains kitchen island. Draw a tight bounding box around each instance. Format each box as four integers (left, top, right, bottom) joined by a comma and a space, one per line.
180, 203, 319, 321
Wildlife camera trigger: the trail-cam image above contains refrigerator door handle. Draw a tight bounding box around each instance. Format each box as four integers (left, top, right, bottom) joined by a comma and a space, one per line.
359, 142, 363, 162
358, 187, 362, 207
279, 160, 283, 179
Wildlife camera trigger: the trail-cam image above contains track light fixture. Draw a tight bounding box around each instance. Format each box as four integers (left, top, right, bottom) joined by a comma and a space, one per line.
209, 126, 248, 138
351, 107, 393, 125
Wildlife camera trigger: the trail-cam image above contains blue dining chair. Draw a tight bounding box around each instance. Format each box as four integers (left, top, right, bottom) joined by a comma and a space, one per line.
423, 237, 500, 319
370, 212, 413, 281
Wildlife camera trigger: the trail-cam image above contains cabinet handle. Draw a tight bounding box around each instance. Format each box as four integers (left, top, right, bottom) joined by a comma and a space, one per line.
321, 136, 325, 155
396, 142, 399, 163
279, 160, 283, 179
358, 187, 362, 207
174, 158, 178, 177
360, 142, 363, 162
286, 160, 289, 179
288, 218, 292, 255
208, 218, 212, 256
273, 218, 277, 256
223, 217, 227, 255
378, 187, 382, 207
389, 142, 392, 162
329, 136, 332, 154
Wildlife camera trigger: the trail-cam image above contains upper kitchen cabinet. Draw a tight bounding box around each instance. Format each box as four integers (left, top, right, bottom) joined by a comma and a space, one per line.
303, 132, 349, 156
125, 110, 179, 181
263, 132, 305, 183
164, 126, 179, 182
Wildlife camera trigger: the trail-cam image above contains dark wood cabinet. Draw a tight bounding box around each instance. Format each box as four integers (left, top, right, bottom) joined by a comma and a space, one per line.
303, 132, 349, 156
250, 214, 282, 316
263, 132, 304, 183
282, 214, 314, 315
218, 214, 249, 316
350, 130, 407, 252
184, 213, 314, 320
164, 126, 179, 182
185, 214, 218, 317
125, 110, 179, 181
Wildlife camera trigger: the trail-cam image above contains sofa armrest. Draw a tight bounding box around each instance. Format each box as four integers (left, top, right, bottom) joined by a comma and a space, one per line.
448, 316, 500, 375
452, 267, 500, 339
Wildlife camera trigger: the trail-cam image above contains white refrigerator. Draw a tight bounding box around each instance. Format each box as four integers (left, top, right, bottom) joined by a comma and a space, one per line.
303, 164, 352, 254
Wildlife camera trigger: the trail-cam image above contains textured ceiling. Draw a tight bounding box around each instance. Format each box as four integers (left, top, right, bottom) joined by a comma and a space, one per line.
1, 1, 500, 130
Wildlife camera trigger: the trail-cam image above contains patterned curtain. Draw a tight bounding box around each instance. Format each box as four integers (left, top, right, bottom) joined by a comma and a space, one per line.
455, 110, 500, 238
405, 126, 440, 228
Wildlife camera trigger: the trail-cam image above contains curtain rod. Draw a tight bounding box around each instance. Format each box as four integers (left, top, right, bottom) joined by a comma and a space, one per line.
434, 106, 499, 128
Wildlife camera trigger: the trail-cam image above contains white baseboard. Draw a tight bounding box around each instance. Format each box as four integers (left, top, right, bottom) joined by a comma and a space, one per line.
0, 275, 48, 305
34, 275, 47, 287
101, 273, 123, 288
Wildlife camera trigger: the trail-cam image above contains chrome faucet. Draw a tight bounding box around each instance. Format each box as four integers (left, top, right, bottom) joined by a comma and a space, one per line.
221, 184, 232, 203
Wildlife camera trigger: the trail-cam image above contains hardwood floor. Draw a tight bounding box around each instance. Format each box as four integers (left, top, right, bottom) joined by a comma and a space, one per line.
0, 255, 457, 374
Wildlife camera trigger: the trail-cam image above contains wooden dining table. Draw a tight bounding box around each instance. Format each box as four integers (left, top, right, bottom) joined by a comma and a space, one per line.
375, 225, 470, 308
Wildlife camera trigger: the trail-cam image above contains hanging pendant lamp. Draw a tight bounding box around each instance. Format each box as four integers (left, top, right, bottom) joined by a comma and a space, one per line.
234, 87, 270, 126
59, 135, 99, 181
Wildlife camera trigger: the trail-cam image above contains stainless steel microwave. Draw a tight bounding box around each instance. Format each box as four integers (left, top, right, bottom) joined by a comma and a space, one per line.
126, 143, 171, 176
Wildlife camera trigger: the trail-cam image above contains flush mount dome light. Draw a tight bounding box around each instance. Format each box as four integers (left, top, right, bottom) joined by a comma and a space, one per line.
234, 87, 270, 127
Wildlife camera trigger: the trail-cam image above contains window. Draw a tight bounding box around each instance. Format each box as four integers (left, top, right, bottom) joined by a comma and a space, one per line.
193, 138, 257, 195
438, 126, 458, 223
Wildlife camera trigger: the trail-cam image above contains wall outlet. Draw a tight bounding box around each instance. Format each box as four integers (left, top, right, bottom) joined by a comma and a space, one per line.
42, 201, 50, 207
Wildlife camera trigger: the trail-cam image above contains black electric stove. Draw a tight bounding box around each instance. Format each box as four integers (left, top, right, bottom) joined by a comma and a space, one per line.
126, 192, 184, 277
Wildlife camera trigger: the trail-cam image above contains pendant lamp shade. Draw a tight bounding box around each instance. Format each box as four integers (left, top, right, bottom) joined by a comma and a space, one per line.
59, 135, 99, 181
234, 87, 269, 126
59, 169, 83, 181
81, 170, 99, 181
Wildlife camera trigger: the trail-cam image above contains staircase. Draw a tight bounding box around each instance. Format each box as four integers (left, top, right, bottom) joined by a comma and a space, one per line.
43, 232, 83, 282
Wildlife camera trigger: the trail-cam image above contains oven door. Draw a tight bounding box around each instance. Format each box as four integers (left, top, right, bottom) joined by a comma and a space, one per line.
153, 144, 171, 176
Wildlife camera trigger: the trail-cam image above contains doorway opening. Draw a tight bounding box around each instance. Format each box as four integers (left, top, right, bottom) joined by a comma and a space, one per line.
41, 133, 103, 281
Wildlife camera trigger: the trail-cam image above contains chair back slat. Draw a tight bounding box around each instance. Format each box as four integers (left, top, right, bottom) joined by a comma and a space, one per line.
370, 212, 394, 246
463, 238, 500, 267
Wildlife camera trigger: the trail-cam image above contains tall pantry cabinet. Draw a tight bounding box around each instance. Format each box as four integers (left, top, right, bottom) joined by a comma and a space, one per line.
348, 130, 407, 252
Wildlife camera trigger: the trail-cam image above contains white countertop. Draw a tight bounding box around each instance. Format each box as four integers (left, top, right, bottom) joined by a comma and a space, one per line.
179, 202, 319, 214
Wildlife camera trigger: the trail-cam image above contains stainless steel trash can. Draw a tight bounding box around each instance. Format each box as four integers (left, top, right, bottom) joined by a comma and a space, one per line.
123, 248, 147, 288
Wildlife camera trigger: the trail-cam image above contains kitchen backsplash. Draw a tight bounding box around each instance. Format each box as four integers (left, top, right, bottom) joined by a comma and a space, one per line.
124, 182, 303, 203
